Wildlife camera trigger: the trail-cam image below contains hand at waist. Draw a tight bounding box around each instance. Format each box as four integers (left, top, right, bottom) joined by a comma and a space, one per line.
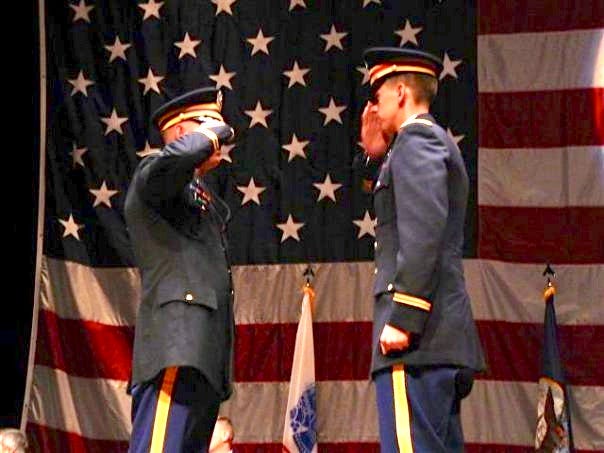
379, 323, 411, 355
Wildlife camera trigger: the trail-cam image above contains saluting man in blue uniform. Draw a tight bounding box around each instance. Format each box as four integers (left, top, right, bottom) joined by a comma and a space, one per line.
360, 47, 486, 452
125, 87, 236, 453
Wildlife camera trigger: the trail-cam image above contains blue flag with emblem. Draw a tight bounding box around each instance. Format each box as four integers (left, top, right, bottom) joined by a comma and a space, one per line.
535, 278, 574, 452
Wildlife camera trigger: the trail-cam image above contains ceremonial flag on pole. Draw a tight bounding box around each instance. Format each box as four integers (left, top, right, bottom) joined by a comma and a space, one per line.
283, 283, 317, 453
535, 277, 574, 452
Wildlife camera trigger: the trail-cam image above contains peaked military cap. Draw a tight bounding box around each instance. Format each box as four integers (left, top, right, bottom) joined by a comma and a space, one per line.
151, 87, 224, 132
363, 47, 443, 87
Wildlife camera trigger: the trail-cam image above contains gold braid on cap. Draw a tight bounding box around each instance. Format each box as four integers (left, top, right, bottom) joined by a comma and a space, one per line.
368, 63, 437, 86
158, 103, 224, 132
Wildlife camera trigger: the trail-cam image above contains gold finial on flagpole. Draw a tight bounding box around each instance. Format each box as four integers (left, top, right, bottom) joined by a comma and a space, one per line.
542, 263, 556, 301
542, 263, 555, 280
303, 264, 315, 286
302, 264, 316, 313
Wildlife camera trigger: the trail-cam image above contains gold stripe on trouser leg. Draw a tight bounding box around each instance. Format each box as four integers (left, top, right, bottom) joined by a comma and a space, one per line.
150, 367, 179, 453
392, 364, 413, 452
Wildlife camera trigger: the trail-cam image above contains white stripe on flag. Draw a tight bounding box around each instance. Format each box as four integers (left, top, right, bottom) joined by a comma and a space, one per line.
41, 256, 604, 326
223, 380, 604, 450
222, 381, 378, 444
28, 365, 131, 440
40, 256, 140, 325
463, 260, 604, 324
27, 367, 604, 450
479, 146, 604, 207
233, 261, 375, 324
478, 28, 604, 92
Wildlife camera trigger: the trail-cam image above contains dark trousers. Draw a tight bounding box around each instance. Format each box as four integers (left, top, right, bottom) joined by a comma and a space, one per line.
129, 367, 221, 453
374, 364, 470, 453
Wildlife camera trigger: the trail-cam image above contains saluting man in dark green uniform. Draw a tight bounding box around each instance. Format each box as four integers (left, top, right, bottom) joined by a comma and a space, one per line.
125, 87, 235, 453
360, 47, 486, 452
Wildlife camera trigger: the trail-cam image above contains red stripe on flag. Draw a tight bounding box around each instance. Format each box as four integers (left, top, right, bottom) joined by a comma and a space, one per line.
467, 446, 534, 453
35, 309, 133, 381
467, 445, 596, 453
235, 322, 373, 382
479, 89, 604, 148
468, 446, 591, 453
25, 431, 598, 453
29, 422, 604, 452
237, 443, 379, 453
35, 315, 603, 385
477, 321, 604, 386
477, 0, 604, 34
26, 423, 129, 453
210, 443, 595, 453
478, 206, 604, 264
236, 322, 603, 385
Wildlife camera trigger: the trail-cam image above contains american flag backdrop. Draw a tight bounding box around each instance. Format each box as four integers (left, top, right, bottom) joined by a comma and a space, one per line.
25, 0, 603, 452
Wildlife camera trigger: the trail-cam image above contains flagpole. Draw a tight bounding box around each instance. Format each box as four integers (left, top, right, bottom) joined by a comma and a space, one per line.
21, 0, 49, 431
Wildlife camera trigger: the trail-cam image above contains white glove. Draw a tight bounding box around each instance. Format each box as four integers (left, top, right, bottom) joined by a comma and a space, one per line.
196, 116, 226, 128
